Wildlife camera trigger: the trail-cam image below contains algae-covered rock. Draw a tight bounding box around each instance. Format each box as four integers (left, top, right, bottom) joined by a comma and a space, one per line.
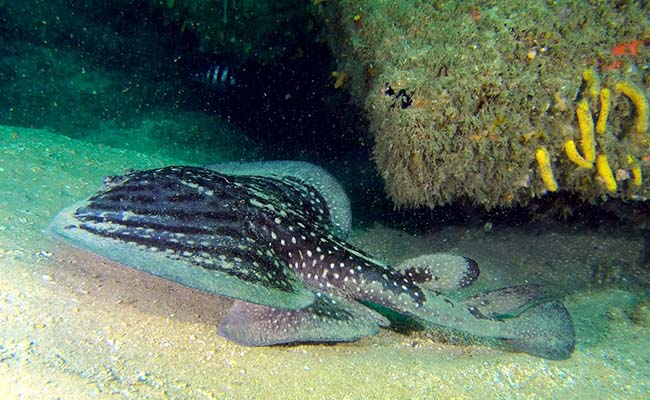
316, 1, 650, 208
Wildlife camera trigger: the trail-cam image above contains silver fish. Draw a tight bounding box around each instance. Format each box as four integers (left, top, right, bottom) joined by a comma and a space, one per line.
48, 161, 574, 359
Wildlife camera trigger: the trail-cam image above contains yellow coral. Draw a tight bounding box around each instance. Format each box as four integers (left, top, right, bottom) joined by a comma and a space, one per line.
614, 81, 649, 134
583, 68, 600, 99
596, 153, 617, 192
627, 154, 643, 186
576, 98, 596, 163
596, 88, 611, 135
562, 70, 646, 194
564, 139, 593, 169
331, 71, 347, 89
535, 147, 558, 192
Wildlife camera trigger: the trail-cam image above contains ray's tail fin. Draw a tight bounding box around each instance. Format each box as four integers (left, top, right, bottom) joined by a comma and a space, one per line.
464, 285, 575, 359
500, 300, 575, 360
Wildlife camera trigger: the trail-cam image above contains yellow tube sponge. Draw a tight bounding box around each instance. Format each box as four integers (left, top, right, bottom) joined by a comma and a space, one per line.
576, 99, 596, 163
614, 81, 649, 134
331, 71, 348, 89
596, 88, 611, 135
583, 68, 600, 99
564, 139, 593, 168
535, 147, 558, 192
626, 154, 642, 186
596, 153, 617, 192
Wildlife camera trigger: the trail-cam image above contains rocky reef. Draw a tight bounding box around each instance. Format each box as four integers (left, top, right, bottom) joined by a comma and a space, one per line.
315, 1, 650, 209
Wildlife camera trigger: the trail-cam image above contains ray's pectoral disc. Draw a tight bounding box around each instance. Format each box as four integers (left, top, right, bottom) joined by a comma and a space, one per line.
48, 164, 332, 310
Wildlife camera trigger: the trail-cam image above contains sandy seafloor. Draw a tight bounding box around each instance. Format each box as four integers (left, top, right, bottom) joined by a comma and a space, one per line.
1, 125, 649, 399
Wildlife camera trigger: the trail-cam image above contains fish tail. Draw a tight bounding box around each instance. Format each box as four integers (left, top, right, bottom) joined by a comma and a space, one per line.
498, 300, 575, 359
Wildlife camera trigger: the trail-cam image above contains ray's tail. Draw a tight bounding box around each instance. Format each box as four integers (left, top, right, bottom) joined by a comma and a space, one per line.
415, 285, 575, 360
362, 254, 575, 359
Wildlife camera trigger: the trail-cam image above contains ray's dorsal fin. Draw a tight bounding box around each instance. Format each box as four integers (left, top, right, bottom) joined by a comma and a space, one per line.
205, 161, 352, 239
394, 253, 480, 291
218, 295, 389, 346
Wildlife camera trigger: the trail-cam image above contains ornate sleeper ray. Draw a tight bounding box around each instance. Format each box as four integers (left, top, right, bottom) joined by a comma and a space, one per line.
48, 161, 575, 359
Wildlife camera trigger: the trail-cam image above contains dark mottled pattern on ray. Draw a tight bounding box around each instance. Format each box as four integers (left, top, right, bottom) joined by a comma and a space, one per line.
73, 166, 334, 293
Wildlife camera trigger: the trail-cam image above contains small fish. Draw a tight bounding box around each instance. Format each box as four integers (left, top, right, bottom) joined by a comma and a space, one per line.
48, 161, 575, 359
174, 52, 240, 89
192, 63, 236, 87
